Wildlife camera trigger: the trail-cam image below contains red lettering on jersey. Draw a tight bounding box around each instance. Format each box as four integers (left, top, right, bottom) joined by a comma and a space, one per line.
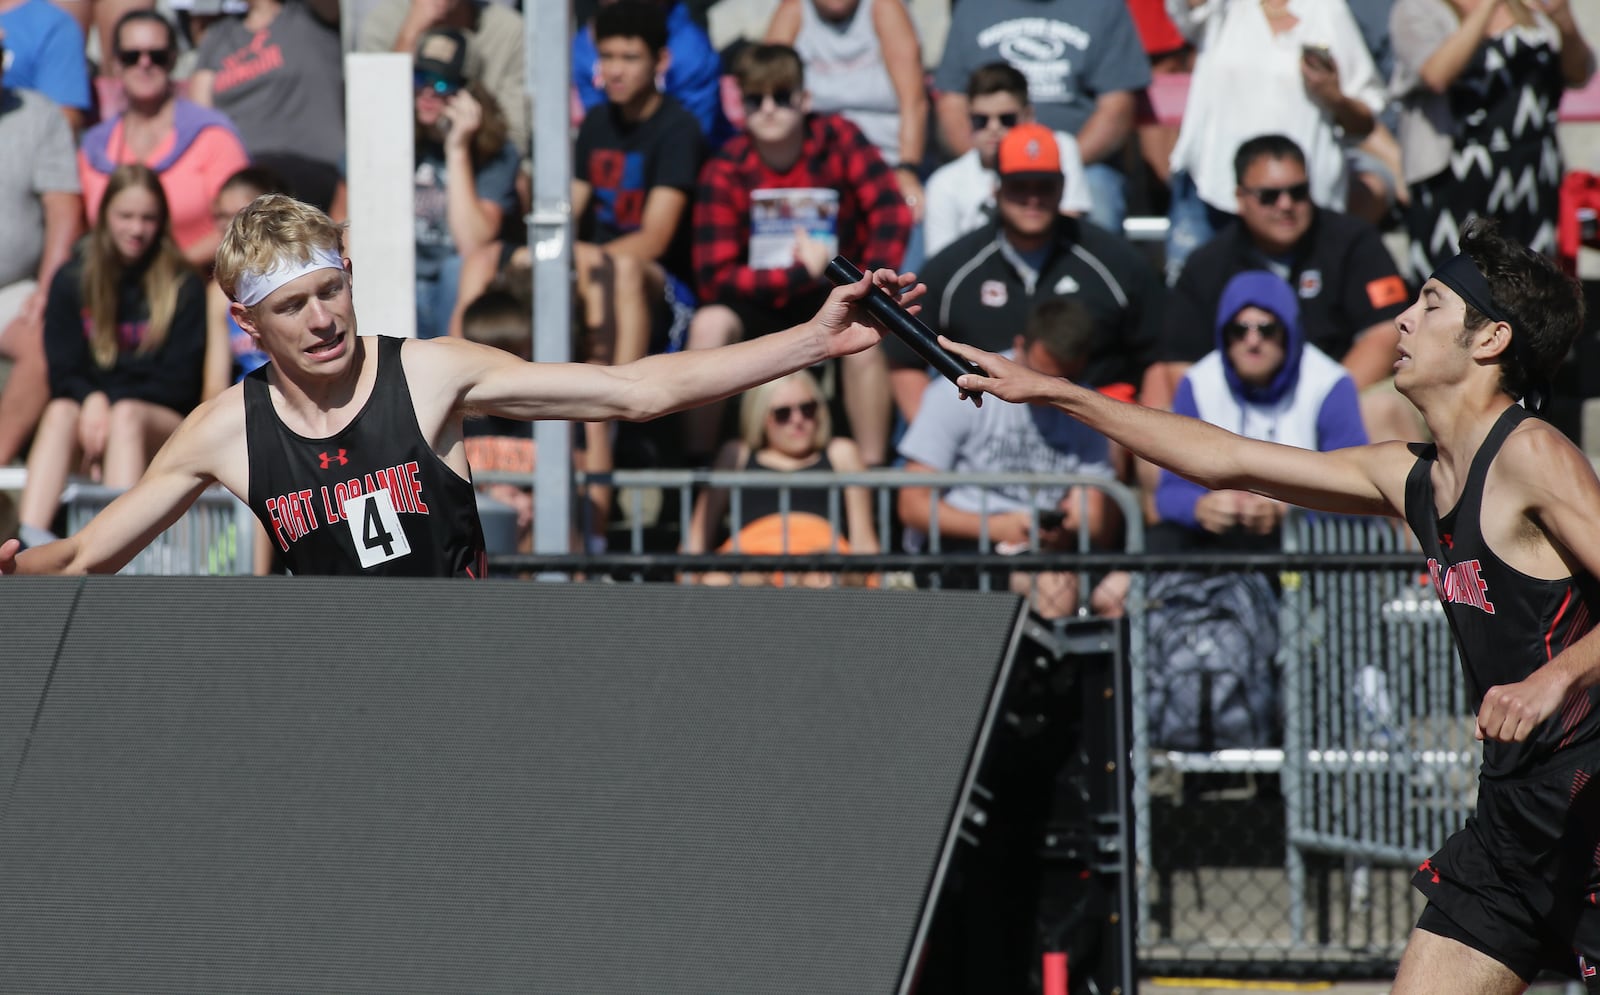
265, 496, 293, 552
294, 489, 319, 536
394, 465, 417, 513
265, 489, 320, 549
321, 485, 339, 525
326, 481, 343, 523
375, 465, 405, 512
363, 472, 378, 494
1427, 557, 1497, 615
406, 461, 429, 513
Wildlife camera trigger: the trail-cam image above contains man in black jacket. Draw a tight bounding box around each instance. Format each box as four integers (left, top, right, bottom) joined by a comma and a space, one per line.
1144, 134, 1414, 440
886, 122, 1162, 422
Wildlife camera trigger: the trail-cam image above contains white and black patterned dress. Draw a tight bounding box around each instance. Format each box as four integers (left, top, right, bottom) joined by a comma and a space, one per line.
1405, 25, 1567, 277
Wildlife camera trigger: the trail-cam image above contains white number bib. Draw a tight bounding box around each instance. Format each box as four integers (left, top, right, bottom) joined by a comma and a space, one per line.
343, 488, 412, 568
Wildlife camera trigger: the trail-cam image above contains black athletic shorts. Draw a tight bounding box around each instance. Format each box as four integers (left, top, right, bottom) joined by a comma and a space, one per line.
1413, 739, 1600, 981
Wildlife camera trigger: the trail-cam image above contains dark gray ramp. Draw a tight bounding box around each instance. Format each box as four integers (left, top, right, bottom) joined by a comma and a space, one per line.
0, 578, 82, 826
0, 579, 1023, 995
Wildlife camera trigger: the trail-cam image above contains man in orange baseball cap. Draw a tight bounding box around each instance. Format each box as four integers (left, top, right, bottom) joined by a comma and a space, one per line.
998, 121, 1063, 178
882, 116, 1164, 427
996, 122, 1067, 253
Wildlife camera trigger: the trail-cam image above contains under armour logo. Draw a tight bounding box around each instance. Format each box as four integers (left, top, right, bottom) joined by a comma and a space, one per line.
319, 450, 349, 469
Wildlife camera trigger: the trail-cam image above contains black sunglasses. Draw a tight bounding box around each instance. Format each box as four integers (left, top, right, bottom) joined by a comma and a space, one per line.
1243, 181, 1312, 206
741, 89, 798, 113
1225, 319, 1286, 343
117, 47, 174, 69
969, 111, 1020, 131
770, 400, 819, 424
414, 71, 462, 96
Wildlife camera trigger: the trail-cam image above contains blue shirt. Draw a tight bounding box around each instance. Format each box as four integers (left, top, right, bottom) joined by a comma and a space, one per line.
572, 2, 730, 146
0, 0, 91, 111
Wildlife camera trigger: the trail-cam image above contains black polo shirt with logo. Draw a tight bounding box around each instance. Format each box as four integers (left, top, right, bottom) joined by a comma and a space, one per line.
888, 216, 1163, 391
1158, 209, 1411, 365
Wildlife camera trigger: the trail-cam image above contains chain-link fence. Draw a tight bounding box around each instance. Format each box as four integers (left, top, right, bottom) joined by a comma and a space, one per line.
61, 471, 1478, 978
1136, 512, 1470, 977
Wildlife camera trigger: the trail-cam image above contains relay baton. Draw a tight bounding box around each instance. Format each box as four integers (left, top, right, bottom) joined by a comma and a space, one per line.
824, 256, 983, 400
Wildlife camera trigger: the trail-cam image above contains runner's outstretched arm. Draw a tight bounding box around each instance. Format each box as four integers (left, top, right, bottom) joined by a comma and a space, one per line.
945, 337, 1413, 519
438, 269, 922, 424
1, 399, 229, 575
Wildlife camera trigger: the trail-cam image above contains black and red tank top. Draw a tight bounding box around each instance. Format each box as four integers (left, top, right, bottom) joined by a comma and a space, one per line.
244, 335, 488, 577
1404, 403, 1600, 776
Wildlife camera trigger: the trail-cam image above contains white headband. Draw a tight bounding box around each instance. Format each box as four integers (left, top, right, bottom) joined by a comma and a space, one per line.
234, 246, 345, 307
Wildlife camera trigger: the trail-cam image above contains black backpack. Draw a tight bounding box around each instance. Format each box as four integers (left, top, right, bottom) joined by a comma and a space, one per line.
1146, 571, 1281, 751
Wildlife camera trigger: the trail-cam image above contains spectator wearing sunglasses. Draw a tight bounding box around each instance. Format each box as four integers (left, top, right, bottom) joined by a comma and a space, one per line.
1141, 269, 1364, 755
1154, 268, 1365, 545
408, 28, 519, 340
887, 121, 1161, 424
686, 43, 909, 467
684, 368, 879, 588
932, 0, 1147, 236
359, 0, 527, 161
922, 62, 1090, 259
190, 0, 344, 210
763, 0, 926, 221
0, 2, 91, 132
1145, 135, 1413, 442
79, 10, 250, 271
1163, 0, 1385, 283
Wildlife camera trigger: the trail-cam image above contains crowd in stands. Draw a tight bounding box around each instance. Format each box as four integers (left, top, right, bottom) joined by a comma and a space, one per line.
0, 0, 1595, 603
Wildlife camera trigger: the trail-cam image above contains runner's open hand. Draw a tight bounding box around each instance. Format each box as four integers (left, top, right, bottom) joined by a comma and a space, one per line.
944, 337, 1064, 408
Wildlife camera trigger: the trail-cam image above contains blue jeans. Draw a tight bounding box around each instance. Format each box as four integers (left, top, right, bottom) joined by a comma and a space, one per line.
900, 222, 926, 275
1164, 171, 1235, 286
415, 252, 463, 340
1083, 162, 1127, 235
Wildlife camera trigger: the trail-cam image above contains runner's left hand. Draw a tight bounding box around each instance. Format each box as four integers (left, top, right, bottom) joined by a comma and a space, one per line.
1475, 668, 1572, 742
812, 267, 925, 359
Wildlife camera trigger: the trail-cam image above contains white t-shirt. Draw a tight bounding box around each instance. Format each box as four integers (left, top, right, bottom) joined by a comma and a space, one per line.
899, 350, 1113, 516
922, 129, 1092, 258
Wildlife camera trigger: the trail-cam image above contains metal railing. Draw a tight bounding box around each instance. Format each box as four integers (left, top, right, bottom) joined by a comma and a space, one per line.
63, 483, 257, 576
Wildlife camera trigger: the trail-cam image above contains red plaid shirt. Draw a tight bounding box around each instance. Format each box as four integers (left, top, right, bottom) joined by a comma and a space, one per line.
692, 112, 911, 308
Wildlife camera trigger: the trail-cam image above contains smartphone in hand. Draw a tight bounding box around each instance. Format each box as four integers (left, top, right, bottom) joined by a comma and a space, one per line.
1301, 44, 1334, 70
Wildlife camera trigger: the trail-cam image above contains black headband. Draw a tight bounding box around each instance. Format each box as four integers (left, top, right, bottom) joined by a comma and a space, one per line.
1428, 253, 1546, 414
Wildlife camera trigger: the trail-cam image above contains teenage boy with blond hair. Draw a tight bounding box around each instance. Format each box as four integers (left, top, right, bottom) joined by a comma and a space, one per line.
1, 193, 920, 575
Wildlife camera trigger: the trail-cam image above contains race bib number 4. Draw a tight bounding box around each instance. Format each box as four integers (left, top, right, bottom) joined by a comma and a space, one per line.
343, 488, 413, 568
